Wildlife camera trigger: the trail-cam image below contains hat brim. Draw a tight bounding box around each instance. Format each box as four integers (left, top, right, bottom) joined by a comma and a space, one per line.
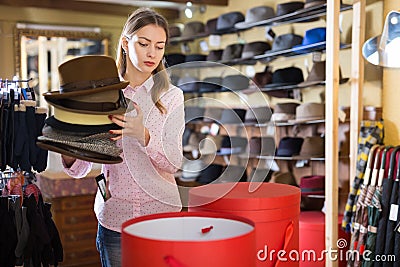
45, 116, 121, 133
43, 81, 129, 99
37, 141, 123, 164
45, 97, 127, 115
297, 77, 349, 88
288, 116, 325, 124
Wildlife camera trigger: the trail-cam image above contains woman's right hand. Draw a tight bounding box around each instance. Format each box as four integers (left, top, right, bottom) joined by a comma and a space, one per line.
62, 155, 77, 168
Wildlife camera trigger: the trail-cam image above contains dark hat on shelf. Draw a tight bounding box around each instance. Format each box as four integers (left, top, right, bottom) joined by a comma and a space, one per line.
165, 53, 186, 66
221, 74, 249, 91
181, 21, 208, 39
271, 33, 304, 51
235, 6, 275, 29
297, 61, 349, 88
185, 54, 207, 62
292, 27, 327, 53
219, 108, 247, 124
168, 23, 184, 38
304, 0, 326, 9
205, 17, 219, 35
275, 1, 305, 17
43, 55, 128, 115
241, 41, 272, 59
184, 106, 205, 122
221, 43, 244, 62
299, 136, 325, 157
217, 136, 248, 155
199, 77, 222, 93
244, 106, 273, 124
290, 102, 325, 123
183, 132, 205, 152
253, 67, 273, 88
248, 136, 276, 156
215, 11, 245, 34
207, 49, 224, 61
276, 136, 304, 157
264, 66, 304, 88
197, 164, 224, 184
177, 76, 200, 93
300, 175, 325, 196
271, 102, 299, 122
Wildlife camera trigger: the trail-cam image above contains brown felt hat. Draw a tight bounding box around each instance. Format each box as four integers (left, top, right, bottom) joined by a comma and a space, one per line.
44, 55, 129, 114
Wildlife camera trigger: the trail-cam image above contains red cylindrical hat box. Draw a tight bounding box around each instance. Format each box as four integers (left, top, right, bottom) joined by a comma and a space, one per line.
299, 211, 350, 267
188, 182, 301, 267
121, 211, 256, 267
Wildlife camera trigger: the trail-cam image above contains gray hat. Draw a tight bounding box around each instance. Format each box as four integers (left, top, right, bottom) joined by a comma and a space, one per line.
220, 43, 244, 62
215, 11, 245, 34
245, 106, 273, 124
182, 21, 208, 39
271, 102, 299, 122
220, 108, 247, 124
241, 41, 271, 59
185, 106, 205, 122
203, 106, 224, 122
221, 75, 249, 91
199, 77, 222, 93
271, 33, 303, 51
37, 125, 123, 164
235, 6, 275, 29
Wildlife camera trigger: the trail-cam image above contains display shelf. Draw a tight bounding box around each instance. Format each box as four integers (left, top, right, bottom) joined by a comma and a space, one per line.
235, 3, 352, 30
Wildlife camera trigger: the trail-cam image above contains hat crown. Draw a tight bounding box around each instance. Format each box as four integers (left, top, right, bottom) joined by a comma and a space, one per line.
272, 34, 303, 51
295, 102, 325, 120
246, 6, 275, 23
58, 55, 119, 88
302, 27, 326, 45
274, 102, 299, 114
299, 136, 325, 156
182, 21, 205, 37
276, 137, 304, 157
222, 43, 244, 61
271, 67, 304, 84
241, 41, 271, 58
216, 11, 245, 31
276, 1, 305, 16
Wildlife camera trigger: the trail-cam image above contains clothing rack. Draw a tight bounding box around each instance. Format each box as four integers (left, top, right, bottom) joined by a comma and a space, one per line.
0, 77, 35, 102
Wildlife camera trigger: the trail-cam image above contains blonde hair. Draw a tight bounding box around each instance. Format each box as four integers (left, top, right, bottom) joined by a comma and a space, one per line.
116, 7, 170, 114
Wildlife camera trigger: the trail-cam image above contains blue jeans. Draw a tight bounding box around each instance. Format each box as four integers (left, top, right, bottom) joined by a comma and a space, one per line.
96, 223, 121, 267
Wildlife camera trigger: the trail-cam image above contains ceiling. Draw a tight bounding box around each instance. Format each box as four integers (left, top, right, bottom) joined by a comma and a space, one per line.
0, 0, 228, 19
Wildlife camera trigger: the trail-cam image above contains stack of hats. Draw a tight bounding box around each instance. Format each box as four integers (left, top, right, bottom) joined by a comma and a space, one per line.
37, 55, 128, 164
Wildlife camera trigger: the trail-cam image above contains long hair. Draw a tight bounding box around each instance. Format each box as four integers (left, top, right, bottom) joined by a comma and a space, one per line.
116, 7, 170, 114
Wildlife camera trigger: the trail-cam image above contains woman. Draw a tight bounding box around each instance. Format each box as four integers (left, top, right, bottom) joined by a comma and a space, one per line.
62, 7, 185, 267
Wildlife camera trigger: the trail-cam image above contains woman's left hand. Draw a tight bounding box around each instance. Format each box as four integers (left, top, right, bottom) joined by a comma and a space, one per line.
109, 102, 150, 146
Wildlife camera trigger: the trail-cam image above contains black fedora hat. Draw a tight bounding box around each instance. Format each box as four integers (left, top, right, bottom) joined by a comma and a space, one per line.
165, 53, 186, 66
177, 76, 200, 93
264, 66, 304, 88
219, 108, 247, 124
197, 164, 224, 184
215, 11, 245, 34
205, 17, 218, 35
207, 50, 224, 61
276, 137, 304, 157
217, 136, 248, 155
274, 1, 305, 20
235, 6, 275, 29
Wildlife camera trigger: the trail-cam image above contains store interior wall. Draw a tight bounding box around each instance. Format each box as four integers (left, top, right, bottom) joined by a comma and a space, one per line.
0, 0, 396, 172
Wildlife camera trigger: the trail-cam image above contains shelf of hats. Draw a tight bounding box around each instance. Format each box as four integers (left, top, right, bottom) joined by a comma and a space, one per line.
168, 0, 384, 216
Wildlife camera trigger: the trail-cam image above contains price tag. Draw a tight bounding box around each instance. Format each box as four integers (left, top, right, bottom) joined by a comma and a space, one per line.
192, 149, 199, 159
199, 40, 209, 52
389, 204, 399, 221
181, 43, 190, 54
209, 123, 220, 136
208, 35, 221, 47
265, 27, 276, 42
